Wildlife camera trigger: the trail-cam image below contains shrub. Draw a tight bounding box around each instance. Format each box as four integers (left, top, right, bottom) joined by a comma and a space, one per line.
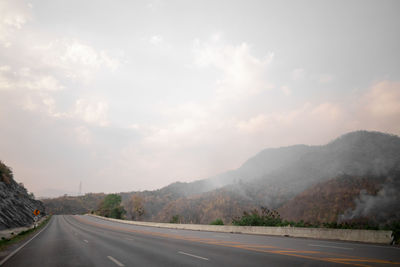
210, 219, 224, 225
385, 222, 400, 244
232, 207, 282, 226
170, 215, 180, 224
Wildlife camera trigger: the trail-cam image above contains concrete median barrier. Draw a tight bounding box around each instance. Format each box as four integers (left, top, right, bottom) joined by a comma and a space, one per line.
87, 214, 393, 244
0, 216, 48, 240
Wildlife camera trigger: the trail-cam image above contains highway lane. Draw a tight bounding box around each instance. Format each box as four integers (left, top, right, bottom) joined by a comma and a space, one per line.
1, 215, 399, 267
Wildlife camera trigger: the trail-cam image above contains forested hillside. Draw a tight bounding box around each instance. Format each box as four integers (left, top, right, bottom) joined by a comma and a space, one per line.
43, 131, 400, 226
42, 193, 106, 215
278, 175, 387, 223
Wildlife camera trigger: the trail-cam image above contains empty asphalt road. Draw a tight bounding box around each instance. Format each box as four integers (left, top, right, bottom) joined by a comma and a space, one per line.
1, 215, 399, 266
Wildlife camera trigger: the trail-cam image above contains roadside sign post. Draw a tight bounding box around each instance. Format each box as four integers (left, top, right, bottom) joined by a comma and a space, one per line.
33, 209, 40, 228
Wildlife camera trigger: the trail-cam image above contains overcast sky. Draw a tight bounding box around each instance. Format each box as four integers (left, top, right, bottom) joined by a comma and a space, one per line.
0, 0, 399, 197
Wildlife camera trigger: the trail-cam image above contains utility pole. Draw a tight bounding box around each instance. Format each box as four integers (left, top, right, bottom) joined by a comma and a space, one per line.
78, 181, 82, 196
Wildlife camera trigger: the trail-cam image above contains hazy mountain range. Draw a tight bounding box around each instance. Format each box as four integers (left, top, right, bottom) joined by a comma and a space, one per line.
43, 130, 400, 225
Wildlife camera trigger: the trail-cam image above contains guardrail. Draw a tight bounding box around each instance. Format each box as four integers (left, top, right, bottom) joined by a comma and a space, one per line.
87, 214, 393, 244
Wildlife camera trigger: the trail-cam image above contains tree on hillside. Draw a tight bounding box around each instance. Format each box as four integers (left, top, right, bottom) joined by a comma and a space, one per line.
97, 194, 126, 219
0, 160, 13, 184
126, 195, 145, 220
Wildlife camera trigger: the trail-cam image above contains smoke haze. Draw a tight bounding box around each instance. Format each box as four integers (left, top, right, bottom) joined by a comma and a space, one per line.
339, 174, 400, 225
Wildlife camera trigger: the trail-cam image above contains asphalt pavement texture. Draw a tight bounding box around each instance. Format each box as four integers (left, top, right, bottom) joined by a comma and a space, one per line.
1, 215, 399, 266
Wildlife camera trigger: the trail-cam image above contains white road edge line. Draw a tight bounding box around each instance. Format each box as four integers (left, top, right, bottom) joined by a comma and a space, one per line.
83, 239, 89, 243
308, 244, 353, 250
107, 256, 125, 266
178, 251, 209, 261
0, 217, 51, 266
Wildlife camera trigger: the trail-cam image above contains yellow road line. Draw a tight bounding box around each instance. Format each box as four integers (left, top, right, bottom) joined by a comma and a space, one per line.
74, 216, 399, 266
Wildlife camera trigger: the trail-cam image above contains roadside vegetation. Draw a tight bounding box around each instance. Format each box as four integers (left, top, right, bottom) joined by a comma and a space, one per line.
169, 215, 181, 224
0, 215, 52, 251
232, 207, 400, 244
96, 194, 126, 219
232, 207, 319, 228
210, 219, 224, 225
94, 200, 400, 244
125, 195, 145, 220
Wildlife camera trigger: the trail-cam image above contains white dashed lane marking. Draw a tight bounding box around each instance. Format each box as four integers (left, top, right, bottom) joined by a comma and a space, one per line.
178, 251, 209, 261
107, 256, 125, 266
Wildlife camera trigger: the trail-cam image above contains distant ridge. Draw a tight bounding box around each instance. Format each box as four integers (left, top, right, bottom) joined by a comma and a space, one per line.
44, 130, 400, 225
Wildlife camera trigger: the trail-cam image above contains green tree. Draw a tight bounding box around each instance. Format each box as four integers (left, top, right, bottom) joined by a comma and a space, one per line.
97, 194, 126, 219
232, 207, 282, 226
170, 214, 180, 224
210, 219, 224, 225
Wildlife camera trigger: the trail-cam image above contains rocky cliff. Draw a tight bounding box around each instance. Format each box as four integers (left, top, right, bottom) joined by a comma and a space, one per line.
0, 160, 45, 230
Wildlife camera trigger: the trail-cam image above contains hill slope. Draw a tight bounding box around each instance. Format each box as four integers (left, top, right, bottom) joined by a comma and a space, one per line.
147, 131, 400, 206
278, 174, 386, 223
44, 130, 400, 225
0, 161, 45, 229
128, 131, 400, 223
41, 193, 106, 215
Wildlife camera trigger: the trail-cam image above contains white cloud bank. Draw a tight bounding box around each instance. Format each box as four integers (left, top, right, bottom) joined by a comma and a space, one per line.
193, 38, 274, 101
108, 38, 400, 191
0, 1, 399, 196
0, 0, 30, 47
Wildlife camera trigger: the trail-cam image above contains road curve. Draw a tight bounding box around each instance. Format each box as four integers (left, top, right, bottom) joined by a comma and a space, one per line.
1, 215, 399, 267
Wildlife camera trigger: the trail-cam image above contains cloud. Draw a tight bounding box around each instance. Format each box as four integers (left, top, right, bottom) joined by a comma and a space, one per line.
352, 81, 400, 135
291, 68, 306, 81
74, 126, 92, 145
236, 102, 344, 136
0, 66, 13, 89
193, 38, 274, 100
149, 35, 163, 45
74, 98, 109, 127
21, 74, 64, 91
134, 37, 278, 154
0, 0, 31, 47
318, 74, 334, 83
363, 81, 400, 117
129, 38, 359, 181
34, 39, 119, 81
291, 69, 334, 84
146, 0, 163, 9
0, 1, 120, 132
281, 85, 291, 96
0, 66, 64, 92
126, 99, 349, 185
137, 79, 400, 186
22, 93, 57, 115
1, 7, 399, 197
